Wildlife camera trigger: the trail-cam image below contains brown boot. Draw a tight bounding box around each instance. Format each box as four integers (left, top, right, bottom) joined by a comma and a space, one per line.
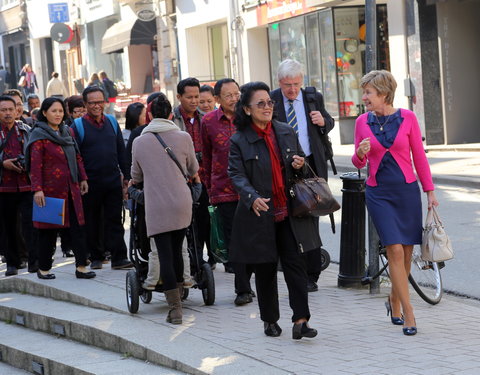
164, 288, 182, 324
177, 282, 184, 300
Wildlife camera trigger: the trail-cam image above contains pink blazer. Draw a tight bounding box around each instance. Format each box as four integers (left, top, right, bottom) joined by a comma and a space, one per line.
352, 109, 434, 192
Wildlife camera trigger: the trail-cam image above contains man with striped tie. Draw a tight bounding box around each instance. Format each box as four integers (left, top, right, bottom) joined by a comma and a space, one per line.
271, 59, 334, 293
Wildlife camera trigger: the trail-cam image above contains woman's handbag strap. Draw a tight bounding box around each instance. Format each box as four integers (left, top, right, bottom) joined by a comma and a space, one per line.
153, 133, 188, 182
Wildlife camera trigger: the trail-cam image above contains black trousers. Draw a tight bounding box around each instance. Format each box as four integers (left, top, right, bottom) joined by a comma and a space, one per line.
254, 218, 310, 323
305, 154, 323, 283
192, 184, 212, 264
82, 184, 127, 262
37, 198, 89, 271
216, 201, 253, 294
0, 191, 37, 268
153, 228, 186, 291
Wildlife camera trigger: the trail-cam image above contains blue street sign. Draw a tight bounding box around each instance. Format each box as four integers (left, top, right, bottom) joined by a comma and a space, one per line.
48, 3, 69, 24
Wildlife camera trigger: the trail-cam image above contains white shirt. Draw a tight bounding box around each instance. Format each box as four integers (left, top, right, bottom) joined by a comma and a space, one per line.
282, 91, 311, 156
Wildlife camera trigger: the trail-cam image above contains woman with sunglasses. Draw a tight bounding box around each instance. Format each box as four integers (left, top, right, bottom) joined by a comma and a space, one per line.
228, 81, 319, 340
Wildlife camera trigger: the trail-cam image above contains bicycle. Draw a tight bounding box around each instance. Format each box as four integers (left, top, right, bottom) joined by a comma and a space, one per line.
361, 243, 444, 305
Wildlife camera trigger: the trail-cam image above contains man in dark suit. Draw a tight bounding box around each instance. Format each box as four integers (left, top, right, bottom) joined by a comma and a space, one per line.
271, 58, 335, 292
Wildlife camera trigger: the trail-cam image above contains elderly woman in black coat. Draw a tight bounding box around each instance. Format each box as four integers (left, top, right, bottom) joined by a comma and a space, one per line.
228, 81, 319, 340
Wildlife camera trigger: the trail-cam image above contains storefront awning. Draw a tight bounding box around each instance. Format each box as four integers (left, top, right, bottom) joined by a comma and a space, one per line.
101, 18, 156, 54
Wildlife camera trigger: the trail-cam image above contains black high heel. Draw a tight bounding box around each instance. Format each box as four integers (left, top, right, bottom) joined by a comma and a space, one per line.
403, 319, 417, 336
385, 297, 404, 325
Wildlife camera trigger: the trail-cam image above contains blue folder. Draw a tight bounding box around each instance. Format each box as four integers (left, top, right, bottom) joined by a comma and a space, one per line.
33, 197, 65, 226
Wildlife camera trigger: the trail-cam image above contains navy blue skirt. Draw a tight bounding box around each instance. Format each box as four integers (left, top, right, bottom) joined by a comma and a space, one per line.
366, 153, 423, 246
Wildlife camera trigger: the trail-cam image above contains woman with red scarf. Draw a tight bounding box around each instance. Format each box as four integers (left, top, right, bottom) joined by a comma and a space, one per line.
228, 81, 319, 340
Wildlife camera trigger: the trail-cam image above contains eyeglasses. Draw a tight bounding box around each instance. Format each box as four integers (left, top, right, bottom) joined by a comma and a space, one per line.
222, 92, 241, 101
249, 100, 275, 109
280, 82, 302, 89
86, 101, 105, 106
73, 108, 86, 114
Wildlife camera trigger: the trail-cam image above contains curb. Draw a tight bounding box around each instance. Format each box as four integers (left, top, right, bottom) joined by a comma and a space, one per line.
333, 165, 480, 189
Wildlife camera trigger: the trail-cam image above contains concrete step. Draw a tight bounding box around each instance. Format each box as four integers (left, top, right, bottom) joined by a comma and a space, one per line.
1, 322, 184, 375
0, 293, 205, 375
0, 291, 285, 374
0, 362, 30, 374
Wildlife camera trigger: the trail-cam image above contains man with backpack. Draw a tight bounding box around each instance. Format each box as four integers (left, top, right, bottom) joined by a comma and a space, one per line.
71, 86, 132, 270
271, 59, 335, 292
99, 71, 117, 115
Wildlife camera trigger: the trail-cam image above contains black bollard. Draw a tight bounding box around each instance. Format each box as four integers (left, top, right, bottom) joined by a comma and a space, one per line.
338, 172, 366, 288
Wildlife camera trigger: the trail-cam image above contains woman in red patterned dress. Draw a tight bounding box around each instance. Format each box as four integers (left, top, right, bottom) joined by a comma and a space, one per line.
26, 97, 95, 280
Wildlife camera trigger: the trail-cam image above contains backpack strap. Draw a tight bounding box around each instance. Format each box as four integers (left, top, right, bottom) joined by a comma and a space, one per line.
72, 115, 118, 144
72, 117, 85, 143
105, 114, 119, 135
304, 86, 318, 113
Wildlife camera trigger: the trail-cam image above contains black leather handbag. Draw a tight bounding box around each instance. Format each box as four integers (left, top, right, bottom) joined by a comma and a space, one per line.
289, 163, 340, 218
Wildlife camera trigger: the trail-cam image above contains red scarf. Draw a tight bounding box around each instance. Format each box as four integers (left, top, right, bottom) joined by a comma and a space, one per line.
252, 122, 287, 210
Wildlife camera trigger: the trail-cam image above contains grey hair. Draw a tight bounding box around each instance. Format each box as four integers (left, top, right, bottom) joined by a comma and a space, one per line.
277, 59, 304, 81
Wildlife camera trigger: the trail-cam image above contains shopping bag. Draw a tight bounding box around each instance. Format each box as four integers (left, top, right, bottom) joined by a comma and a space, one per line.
421, 207, 454, 262
208, 205, 228, 263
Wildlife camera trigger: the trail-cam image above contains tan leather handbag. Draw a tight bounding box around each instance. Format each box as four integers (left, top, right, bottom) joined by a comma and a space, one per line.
421, 207, 454, 262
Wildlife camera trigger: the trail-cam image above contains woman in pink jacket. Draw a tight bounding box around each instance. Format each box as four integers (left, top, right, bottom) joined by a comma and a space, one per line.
352, 70, 439, 336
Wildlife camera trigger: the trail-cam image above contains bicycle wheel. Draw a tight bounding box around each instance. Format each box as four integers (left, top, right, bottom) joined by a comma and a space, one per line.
408, 246, 442, 305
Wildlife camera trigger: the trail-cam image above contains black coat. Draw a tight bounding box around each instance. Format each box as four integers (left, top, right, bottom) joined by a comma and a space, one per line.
270, 88, 334, 180
228, 120, 321, 264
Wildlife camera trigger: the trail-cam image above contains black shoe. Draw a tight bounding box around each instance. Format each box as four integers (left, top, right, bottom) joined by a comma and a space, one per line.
28, 262, 39, 273
62, 249, 75, 258
37, 270, 55, 280
264, 322, 282, 337
111, 259, 133, 269
292, 322, 318, 340
5, 266, 18, 277
18, 261, 27, 270
307, 281, 318, 293
75, 270, 96, 279
90, 260, 103, 269
224, 264, 235, 273
234, 293, 253, 306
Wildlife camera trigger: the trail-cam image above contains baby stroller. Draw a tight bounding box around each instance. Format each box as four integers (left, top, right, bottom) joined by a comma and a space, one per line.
125, 186, 215, 314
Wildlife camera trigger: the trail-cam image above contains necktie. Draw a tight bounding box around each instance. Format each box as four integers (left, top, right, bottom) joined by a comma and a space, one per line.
287, 100, 298, 134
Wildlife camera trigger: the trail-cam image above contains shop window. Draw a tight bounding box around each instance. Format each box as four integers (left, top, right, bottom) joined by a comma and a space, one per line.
268, 16, 307, 87
318, 9, 339, 117
333, 6, 389, 117
208, 24, 230, 80
268, 23, 281, 86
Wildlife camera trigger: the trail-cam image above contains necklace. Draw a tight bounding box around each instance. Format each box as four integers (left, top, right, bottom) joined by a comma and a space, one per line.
373, 111, 394, 131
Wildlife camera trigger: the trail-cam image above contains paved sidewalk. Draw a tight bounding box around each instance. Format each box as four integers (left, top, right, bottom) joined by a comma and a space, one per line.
2, 253, 480, 374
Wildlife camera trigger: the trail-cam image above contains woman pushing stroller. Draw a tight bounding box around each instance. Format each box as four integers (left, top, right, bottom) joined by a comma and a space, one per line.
130, 93, 199, 324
